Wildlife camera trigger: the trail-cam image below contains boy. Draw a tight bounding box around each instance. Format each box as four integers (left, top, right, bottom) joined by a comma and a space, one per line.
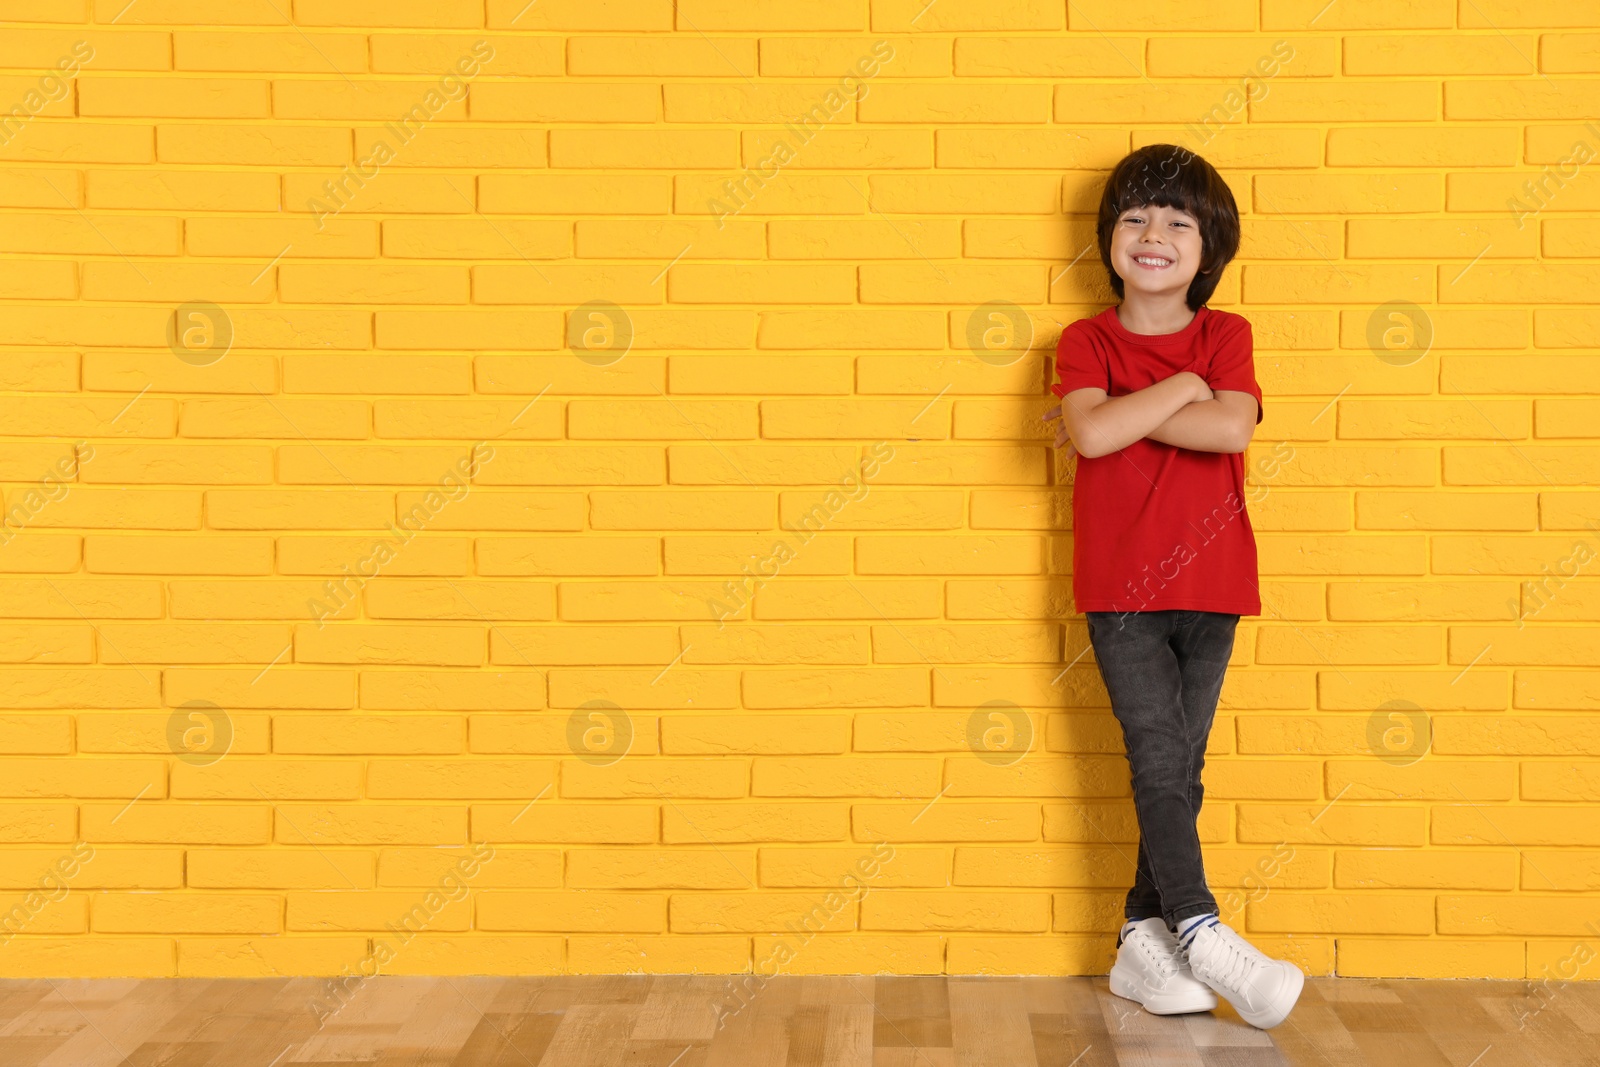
1043, 144, 1304, 1030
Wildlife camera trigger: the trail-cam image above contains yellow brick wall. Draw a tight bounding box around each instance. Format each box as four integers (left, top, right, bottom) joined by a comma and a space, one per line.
0, 0, 1593, 983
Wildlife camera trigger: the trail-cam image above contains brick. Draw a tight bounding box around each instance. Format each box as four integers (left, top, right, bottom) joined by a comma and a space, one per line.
1237, 803, 1425, 846
295, 0, 484, 27
484, 0, 672, 31
671, 892, 854, 934
936, 130, 1123, 173
280, 263, 469, 304
0, 214, 173, 257
369, 34, 554, 75
172, 31, 366, 72
82, 260, 272, 303
569, 398, 755, 441
0, 27, 156, 69
861, 84, 1050, 124
1263, 0, 1452, 29
783, 489, 964, 532
184, 217, 374, 259
88, 169, 278, 211
760, 400, 949, 440
855, 802, 1038, 842
1327, 758, 1514, 801
374, 396, 563, 438
768, 220, 956, 261
81, 444, 272, 485
1250, 893, 1433, 935
86, 535, 273, 575
1324, 577, 1514, 627
1254, 81, 1439, 123
356, 130, 544, 176
748, 130, 931, 177
0, 122, 153, 164
473, 263, 664, 306
95, 623, 290, 665
1148, 35, 1334, 76
664, 82, 864, 125
857, 536, 1044, 576
159, 123, 350, 168
758, 309, 944, 350
0, 169, 81, 210
762, 36, 948, 78
1339, 399, 1529, 440
381, 219, 565, 260
669, 264, 854, 305
285, 173, 478, 219
676, 173, 867, 220
182, 400, 370, 441
1335, 848, 1516, 890
683, 0, 862, 29
568, 36, 755, 76
479, 173, 669, 214
664, 534, 849, 575
373, 310, 558, 351
172, 759, 361, 801
1338, 938, 1525, 980
79, 78, 269, 118
1542, 33, 1600, 73
669, 355, 851, 396
551, 129, 738, 169
1447, 79, 1600, 121
1440, 893, 1600, 935
843, 445, 1034, 487
1332, 130, 1522, 172
472, 82, 658, 123
492, 625, 677, 665
0, 83, 75, 128
954, 38, 1136, 77
365, 582, 556, 623
1452, 171, 1600, 215
469, 441, 657, 485
862, 260, 1047, 301
574, 219, 758, 261
1519, 849, 1600, 891
167, 580, 354, 621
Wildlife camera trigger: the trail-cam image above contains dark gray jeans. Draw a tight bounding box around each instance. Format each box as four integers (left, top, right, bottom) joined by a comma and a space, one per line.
1085, 609, 1239, 928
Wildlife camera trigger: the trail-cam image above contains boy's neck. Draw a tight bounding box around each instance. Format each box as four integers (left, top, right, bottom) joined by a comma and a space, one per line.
1115, 294, 1198, 336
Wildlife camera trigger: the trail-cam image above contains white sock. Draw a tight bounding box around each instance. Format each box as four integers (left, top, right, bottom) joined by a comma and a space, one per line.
1176, 912, 1220, 951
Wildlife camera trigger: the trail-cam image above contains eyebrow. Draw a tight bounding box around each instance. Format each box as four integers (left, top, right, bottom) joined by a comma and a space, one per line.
1122, 208, 1195, 219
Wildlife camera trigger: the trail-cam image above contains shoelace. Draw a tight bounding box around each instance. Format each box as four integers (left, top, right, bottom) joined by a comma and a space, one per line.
1193, 925, 1262, 1006
1128, 928, 1181, 980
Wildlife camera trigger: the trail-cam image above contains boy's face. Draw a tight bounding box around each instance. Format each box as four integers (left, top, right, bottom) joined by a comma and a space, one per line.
1110, 202, 1205, 301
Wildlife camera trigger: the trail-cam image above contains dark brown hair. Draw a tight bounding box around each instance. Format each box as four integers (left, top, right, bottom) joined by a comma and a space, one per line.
1095, 144, 1240, 311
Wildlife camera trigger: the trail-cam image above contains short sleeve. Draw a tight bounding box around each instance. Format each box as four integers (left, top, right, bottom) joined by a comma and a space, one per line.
1050, 322, 1108, 399
1206, 316, 1264, 424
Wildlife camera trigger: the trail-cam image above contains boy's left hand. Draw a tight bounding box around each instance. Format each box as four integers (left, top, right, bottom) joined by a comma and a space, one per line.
1042, 402, 1078, 457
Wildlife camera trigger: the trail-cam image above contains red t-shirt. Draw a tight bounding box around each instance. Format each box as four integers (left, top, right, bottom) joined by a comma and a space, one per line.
1051, 304, 1264, 615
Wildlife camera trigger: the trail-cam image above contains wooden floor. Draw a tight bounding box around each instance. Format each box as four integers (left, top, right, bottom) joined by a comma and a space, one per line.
0, 973, 1590, 1066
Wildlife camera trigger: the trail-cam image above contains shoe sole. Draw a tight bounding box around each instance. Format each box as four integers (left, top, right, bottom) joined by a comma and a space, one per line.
1109, 964, 1219, 1016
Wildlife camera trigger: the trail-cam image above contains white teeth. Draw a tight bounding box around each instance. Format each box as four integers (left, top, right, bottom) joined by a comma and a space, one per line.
1135, 256, 1170, 266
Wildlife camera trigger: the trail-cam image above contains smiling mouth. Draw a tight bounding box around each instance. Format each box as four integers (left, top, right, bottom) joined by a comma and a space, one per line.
1132, 254, 1173, 270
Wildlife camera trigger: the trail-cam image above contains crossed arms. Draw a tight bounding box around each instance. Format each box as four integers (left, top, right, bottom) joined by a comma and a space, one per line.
1044, 371, 1259, 459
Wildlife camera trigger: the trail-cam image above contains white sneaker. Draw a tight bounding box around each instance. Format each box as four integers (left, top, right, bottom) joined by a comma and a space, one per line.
1108, 918, 1219, 1015
1182, 918, 1304, 1029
